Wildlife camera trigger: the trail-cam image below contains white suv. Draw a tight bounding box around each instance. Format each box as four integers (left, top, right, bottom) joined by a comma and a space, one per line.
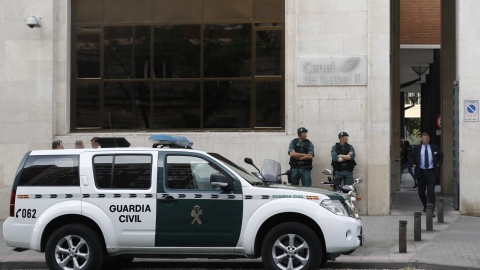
4, 147, 362, 270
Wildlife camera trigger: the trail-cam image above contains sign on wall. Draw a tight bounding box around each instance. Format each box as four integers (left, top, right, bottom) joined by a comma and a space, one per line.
297, 56, 367, 86
464, 100, 479, 122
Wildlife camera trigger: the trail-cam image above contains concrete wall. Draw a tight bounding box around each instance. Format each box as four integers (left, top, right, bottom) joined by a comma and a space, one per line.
0, 0, 65, 217
0, 0, 392, 218
456, 0, 480, 215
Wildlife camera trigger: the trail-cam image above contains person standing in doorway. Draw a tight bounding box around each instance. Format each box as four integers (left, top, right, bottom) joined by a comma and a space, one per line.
331, 132, 356, 191
288, 127, 314, 187
401, 140, 418, 188
408, 132, 444, 216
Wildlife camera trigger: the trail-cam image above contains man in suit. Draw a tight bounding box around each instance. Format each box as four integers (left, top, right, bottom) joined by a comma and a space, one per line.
408, 132, 444, 217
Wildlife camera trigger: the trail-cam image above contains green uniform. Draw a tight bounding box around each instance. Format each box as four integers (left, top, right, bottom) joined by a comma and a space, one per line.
331, 143, 356, 189
288, 139, 315, 187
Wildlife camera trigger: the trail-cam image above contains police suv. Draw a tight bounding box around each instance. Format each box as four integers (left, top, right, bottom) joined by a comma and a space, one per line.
3, 137, 363, 270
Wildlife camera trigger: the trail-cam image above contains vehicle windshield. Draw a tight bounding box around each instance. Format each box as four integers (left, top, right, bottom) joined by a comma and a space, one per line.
208, 153, 263, 185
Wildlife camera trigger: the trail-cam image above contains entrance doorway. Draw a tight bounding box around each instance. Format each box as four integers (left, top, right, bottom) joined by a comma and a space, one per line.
390, 0, 457, 213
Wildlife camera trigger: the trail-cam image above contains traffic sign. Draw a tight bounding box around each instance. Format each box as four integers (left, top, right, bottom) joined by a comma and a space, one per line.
464, 100, 479, 122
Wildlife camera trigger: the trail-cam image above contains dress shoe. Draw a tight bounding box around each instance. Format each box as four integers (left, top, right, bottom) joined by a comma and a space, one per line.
412, 184, 418, 188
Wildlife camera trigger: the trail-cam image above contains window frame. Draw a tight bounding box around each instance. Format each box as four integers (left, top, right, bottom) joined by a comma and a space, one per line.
71, 2, 285, 131
163, 153, 230, 192
18, 155, 80, 187
92, 153, 153, 190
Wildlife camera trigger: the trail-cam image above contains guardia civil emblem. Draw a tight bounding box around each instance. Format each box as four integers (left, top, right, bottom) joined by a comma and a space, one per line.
191, 205, 202, 225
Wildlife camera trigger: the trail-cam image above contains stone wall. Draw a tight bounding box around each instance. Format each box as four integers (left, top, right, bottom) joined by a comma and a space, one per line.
457, 0, 480, 215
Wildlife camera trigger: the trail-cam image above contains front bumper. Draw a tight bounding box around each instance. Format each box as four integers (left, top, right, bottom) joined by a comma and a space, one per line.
316, 207, 363, 254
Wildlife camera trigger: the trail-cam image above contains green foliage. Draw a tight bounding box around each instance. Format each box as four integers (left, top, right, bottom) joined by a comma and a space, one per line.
406, 118, 421, 144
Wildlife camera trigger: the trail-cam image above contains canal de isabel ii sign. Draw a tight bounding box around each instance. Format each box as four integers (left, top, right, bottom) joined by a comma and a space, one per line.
297, 56, 367, 86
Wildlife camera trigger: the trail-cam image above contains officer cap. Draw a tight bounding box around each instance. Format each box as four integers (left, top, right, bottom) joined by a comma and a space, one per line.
297, 127, 308, 134
338, 131, 349, 138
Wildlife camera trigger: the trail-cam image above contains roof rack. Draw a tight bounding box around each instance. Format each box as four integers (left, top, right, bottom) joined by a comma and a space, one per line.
148, 135, 193, 149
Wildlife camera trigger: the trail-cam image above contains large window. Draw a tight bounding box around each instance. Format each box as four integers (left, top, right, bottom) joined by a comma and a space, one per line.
72, 0, 284, 131
19, 155, 79, 186
93, 154, 152, 189
165, 155, 226, 190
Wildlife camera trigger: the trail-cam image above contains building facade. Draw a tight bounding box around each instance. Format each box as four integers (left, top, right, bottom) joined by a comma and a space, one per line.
0, 0, 478, 218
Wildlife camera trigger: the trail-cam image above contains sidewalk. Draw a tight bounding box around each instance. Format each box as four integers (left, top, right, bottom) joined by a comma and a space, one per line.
328, 172, 480, 269
0, 173, 479, 269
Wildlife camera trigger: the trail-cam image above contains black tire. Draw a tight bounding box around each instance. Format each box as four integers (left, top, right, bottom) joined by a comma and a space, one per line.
261, 222, 323, 270
45, 224, 103, 270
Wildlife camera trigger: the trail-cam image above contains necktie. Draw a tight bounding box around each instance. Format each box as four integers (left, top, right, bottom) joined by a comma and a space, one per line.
424, 145, 429, 169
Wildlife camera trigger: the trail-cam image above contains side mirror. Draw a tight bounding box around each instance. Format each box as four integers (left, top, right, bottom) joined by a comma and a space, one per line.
244, 157, 261, 173
210, 174, 234, 191
244, 157, 254, 165
354, 178, 363, 185
322, 169, 332, 175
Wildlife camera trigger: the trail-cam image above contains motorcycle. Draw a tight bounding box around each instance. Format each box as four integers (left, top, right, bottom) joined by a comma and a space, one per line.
244, 158, 291, 185
321, 169, 362, 216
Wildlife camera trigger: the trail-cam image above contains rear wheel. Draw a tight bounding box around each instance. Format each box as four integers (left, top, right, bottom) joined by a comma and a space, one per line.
261, 222, 323, 270
45, 224, 103, 270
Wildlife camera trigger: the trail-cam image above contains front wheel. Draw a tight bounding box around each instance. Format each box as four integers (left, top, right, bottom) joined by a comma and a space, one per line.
261, 222, 323, 270
45, 224, 103, 270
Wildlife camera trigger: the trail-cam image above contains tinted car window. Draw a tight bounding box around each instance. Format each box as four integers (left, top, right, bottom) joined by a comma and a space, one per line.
165, 155, 224, 190
19, 155, 79, 186
93, 154, 152, 189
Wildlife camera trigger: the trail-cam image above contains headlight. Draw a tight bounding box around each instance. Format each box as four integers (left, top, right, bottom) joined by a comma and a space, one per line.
320, 199, 349, 216
348, 190, 357, 201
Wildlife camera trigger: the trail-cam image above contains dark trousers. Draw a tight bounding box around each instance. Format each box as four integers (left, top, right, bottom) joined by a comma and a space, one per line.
418, 169, 436, 210
401, 162, 417, 184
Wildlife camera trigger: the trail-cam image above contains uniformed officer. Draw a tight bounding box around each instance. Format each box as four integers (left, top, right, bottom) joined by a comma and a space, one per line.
331, 132, 356, 190
288, 127, 315, 187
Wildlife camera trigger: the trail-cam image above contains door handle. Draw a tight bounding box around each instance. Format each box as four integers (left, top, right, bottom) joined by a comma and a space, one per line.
80, 175, 88, 186
160, 196, 177, 204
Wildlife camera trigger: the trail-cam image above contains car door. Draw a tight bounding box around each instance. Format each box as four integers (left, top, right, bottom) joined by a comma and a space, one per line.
80, 150, 157, 247
155, 151, 243, 247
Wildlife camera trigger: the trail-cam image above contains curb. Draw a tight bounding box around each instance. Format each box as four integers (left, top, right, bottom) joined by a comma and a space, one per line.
325, 261, 480, 270
0, 260, 479, 270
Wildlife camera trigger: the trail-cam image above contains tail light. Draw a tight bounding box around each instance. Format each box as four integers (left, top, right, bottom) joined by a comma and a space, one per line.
9, 190, 16, 217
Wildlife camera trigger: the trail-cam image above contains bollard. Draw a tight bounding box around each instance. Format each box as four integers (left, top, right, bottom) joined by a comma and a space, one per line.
437, 198, 444, 223
414, 211, 422, 241
426, 203, 433, 231
399, 220, 407, 253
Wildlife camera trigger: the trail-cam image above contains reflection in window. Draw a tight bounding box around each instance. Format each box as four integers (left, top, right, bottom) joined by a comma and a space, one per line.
19, 155, 79, 186
74, 20, 284, 130
256, 82, 281, 127
204, 24, 252, 78
153, 25, 201, 78
256, 31, 282, 75
76, 84, 100, 128
153, 82, 200, 128
204, 81, 251, 128
166, 155, 223, 190
93, 155, 152, 189
76, 34, 100, 78
93, 155, 113, 188
103, 82, 150, 129
104, 26, 151, 79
